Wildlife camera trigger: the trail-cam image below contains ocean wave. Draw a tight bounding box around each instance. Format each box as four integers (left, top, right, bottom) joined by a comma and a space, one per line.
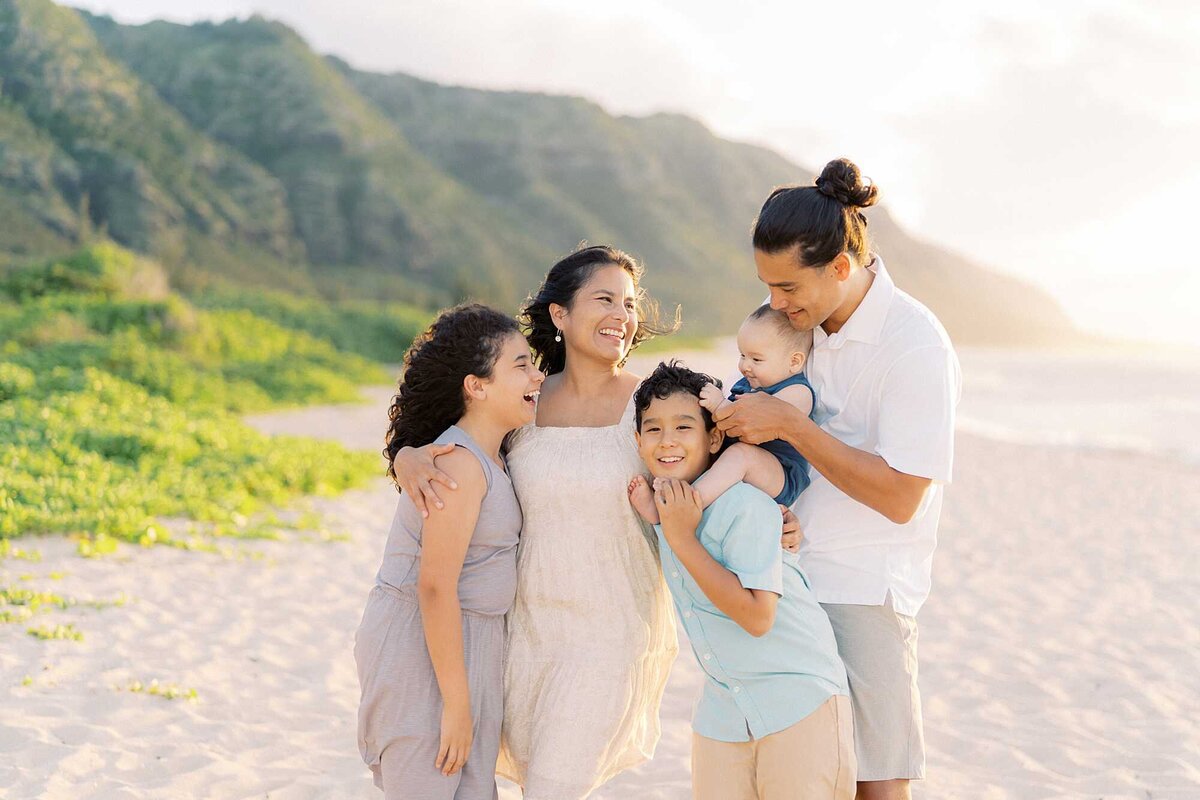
955, 415, 1200, 466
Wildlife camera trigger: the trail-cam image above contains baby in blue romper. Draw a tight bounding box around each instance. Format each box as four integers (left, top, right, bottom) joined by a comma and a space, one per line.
633, 304, 815, 526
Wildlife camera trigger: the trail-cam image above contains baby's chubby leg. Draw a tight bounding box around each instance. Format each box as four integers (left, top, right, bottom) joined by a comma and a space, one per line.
692, 443, 785, 509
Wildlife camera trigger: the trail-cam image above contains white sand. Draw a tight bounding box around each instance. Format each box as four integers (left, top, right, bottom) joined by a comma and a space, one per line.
3, 350, 1198, 799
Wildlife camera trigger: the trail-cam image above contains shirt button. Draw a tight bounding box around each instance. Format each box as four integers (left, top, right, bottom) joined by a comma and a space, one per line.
733, 687, 741, 693
671, 572, 679, 578
683, 611, 692, 618
702, 654, 711, 661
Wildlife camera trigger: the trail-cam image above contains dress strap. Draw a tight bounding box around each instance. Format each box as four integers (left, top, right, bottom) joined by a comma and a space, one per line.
621, 383, 642, 424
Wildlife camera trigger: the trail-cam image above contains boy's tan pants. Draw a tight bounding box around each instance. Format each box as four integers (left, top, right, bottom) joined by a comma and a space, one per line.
691, 695, 856, 800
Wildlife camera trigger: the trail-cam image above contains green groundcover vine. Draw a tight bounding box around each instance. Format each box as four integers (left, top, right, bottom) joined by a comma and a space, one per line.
0, 243, 425, 547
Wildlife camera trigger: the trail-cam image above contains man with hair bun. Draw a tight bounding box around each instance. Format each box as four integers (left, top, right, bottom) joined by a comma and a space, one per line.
714, 159, 961, 800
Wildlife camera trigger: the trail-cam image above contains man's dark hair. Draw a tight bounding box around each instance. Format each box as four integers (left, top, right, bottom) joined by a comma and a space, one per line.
753, 157, 879, 268
633, 360, 722, 431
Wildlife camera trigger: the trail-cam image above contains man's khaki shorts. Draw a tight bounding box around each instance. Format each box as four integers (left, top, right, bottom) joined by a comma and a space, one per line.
821, 599, 926, 781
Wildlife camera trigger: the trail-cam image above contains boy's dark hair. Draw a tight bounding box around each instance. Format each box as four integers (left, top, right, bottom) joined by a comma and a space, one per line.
634, 360, 722, 431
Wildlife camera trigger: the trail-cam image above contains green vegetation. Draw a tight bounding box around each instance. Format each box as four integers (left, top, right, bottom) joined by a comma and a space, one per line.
0, 541, 41, 561
27, 622, 83, 641
1, 586, 73, 611
635, 332, 715, 356
0, 0, 297, 262
192, 287, 428, 365
0, 244, 395, 546
82, 9, 554, 309
1, 576, 127, 627
122, 679, 199, 702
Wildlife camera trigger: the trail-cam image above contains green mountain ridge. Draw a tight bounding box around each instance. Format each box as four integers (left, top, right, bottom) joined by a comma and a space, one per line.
0, 0, 298, 264
83, 11, 558, 308
0, 0, 1085, 345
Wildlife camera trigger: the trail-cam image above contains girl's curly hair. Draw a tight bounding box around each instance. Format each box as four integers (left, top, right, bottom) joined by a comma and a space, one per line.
520, 244, 679, 376
383, 303, 521, 488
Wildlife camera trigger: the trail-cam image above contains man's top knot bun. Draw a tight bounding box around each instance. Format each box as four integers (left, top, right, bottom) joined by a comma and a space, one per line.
814, 158, 878, 209
753, 156, 878, 267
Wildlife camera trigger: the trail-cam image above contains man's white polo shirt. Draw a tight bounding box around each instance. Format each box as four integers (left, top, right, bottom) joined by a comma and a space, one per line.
793, 255, 961, 617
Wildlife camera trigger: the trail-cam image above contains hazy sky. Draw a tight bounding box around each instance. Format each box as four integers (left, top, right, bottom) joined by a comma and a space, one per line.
71, 0, 1200, 345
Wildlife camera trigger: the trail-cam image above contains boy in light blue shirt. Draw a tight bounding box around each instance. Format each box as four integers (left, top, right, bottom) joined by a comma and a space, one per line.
628, 360, 855, 800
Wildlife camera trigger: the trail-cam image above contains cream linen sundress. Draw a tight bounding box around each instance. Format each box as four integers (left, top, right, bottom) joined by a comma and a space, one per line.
496, 394, 679, 799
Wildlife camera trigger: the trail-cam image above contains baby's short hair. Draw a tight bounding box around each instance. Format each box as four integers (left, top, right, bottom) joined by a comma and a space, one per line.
745, 304, 814, 353
634, 360, 722, 431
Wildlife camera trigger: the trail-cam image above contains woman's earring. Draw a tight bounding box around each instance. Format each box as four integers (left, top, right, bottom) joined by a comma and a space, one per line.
554, 329, 562, 343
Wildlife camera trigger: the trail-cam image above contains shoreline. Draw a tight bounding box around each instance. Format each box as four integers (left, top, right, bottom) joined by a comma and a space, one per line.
629, 341, 1200, 471
256, 380, 1200, 473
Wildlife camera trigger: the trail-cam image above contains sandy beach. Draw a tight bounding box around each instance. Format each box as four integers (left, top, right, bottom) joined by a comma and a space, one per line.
3, 349, 1199, 799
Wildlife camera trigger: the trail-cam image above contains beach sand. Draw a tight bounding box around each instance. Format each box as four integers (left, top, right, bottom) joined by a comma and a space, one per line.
3, 351, 1199, 798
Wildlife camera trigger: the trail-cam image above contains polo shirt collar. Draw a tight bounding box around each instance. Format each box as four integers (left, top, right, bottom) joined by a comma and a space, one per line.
814, 254, 893, 348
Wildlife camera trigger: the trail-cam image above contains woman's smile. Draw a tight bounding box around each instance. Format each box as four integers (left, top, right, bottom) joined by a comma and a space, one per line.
598, 326, 626, 344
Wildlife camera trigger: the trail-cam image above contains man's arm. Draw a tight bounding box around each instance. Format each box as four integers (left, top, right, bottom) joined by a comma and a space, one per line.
713, 394, 929, 524
788, 407, 932, 524
713, 344, 959, 524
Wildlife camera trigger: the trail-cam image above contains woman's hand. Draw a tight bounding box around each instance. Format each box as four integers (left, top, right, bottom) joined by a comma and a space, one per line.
780, 505, 803, 553
392, 443, 459, 517
435, 702, 473, 776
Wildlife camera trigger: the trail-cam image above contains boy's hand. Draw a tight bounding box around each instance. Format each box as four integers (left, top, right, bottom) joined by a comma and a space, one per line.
655, 478, 703, 542
780, 505, 802, 553
699, 382, 725, 412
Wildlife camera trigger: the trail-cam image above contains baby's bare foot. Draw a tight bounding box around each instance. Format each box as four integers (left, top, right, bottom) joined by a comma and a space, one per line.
628, 475, 660, 525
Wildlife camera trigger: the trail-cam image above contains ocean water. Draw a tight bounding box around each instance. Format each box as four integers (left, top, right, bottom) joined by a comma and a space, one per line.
957, 347, 1200, 465
636, 340, 1200, 465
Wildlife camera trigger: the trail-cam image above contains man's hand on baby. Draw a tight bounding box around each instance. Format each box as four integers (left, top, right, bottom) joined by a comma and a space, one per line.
699, 382, 725, 412
713, 391, 792, 444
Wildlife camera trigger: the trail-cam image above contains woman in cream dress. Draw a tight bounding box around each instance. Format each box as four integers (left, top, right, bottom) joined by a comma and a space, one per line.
394, 246, 678, 798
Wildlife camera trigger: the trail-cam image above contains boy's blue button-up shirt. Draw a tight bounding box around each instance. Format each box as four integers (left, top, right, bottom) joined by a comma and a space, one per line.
655, 482, 848, 742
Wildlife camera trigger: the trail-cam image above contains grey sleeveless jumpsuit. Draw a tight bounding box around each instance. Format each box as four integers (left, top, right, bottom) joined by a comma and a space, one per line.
355, 426, 521, 799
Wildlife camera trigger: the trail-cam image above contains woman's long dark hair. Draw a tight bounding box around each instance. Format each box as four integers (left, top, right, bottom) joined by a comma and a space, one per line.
752, 158, 880, 268
520, 244, 678, 375
383, 303, 520, 487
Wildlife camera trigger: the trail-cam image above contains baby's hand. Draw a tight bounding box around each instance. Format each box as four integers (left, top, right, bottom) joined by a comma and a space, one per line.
699, 382, 725, 412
